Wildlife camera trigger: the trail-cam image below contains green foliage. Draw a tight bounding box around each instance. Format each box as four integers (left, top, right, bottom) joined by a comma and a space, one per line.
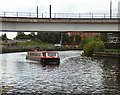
0, 35, 2, 41
1, 33, 8, 40
37, 32, 61, 43
82, 37, 105, 57
36, 32, 81, 44
16, 41, 41, 46
16, 41, 54, 49
83, 40, 96, 57
62, 33, 70, 44
80, 37, 95, 49
15, 33, 31, 40
94, 40, 105, 52
14, 32, 81, 45
100, 33, 108, 42
61, 34, 81, 45
75, 35, 81, 43
105, 49, 120, 54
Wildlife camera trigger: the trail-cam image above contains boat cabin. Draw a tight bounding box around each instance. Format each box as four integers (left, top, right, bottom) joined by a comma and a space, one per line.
26, 51, 60, 65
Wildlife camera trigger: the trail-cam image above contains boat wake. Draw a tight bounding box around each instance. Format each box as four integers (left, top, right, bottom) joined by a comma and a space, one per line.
60, 51, 83, 64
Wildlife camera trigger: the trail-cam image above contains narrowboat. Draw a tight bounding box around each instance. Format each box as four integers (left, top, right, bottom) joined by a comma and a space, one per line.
26, 50, 60, 65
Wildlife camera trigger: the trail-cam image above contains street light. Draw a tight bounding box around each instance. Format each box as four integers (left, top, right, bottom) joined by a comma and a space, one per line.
110, 0, 112, 18
36, 6, 38, 18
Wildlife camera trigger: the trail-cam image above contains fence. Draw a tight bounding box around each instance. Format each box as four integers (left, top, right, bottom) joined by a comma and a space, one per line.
0, 11, 119, 18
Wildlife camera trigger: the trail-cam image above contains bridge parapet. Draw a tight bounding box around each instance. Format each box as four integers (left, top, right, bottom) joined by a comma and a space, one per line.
0, 11, 118, 18
0, 17, 119, 24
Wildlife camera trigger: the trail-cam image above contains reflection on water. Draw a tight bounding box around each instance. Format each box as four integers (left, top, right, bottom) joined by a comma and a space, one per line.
100, 58, 120, 94
0, 51, 120, 94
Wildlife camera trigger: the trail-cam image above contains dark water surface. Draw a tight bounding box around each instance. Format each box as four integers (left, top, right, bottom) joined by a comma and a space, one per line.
0, 51, 120, 94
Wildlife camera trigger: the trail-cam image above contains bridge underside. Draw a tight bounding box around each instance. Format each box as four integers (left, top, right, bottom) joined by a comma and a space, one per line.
0, 17, 119, 33
0, 22, 119, 33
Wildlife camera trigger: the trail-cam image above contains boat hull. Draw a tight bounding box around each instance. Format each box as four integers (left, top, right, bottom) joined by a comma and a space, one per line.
26, 55, 60, 65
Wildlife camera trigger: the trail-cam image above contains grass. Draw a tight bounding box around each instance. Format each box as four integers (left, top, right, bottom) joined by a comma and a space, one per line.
16, 41, 55, 49
105, 49, 120, 54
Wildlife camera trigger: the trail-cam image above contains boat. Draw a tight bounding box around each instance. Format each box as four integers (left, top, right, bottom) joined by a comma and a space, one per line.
26, 50, 60, 65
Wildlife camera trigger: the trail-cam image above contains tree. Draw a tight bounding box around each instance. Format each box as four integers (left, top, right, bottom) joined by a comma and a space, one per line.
80, 36, 95, 49
35, 32, 75, 44
37, 32, 49, 42
82, 37, 105, 57
2, 33, 8, 40
15, 32, 32, 40
100, 33, 108, 42
83, 40, 96, 57
37, 32, 62, 44
62, 33, 70, 44
0, 35, 2, 40
75, 34, 81, 44
30, 32, 35, 36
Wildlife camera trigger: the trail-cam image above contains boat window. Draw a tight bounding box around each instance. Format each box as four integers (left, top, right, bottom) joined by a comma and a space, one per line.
35, 53, 41, 56
29, 52, 41, 56
43, 53, 46, 56
38, 53, 41, 56
48, 53, 56, 56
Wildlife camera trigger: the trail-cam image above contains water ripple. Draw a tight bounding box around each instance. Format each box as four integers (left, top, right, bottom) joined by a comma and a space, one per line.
0, 51, 120, 94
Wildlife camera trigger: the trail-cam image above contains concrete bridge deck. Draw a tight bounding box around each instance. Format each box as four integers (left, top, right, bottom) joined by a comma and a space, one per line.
0, 17, 119, 23
0, 17, 119, 32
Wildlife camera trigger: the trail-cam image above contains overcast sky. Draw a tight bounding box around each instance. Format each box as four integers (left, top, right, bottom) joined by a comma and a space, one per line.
0, 0, 120, 39
0, 0, 119, 13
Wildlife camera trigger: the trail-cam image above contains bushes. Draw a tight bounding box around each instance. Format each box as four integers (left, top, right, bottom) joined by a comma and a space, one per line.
83, 40, 96, 57
94, 40, 105, 52
82, 37, 105, 57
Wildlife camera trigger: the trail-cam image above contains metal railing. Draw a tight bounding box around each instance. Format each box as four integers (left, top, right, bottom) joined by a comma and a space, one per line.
52, 13, 118, 18
0, 12, 42, 18
0, 11, 119, 18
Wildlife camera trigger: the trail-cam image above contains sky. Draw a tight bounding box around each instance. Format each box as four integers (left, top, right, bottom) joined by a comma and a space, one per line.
0, 0, 120, 39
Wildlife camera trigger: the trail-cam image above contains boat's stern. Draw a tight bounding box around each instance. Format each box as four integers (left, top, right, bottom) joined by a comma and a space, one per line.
41, 58, 60, 65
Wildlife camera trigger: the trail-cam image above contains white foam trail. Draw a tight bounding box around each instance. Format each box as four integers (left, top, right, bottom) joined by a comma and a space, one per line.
60, 51, 83, 63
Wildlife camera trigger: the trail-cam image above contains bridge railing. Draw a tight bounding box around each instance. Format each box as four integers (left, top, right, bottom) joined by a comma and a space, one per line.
52, 13, 118, 18
0, 11, 119, 18
0, 12, 41, 18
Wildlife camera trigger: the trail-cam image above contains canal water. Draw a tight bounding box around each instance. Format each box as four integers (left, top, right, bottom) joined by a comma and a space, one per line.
0, 51, 120, 94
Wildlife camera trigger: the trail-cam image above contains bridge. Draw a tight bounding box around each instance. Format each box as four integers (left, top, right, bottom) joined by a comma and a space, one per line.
0, 12, 119, 33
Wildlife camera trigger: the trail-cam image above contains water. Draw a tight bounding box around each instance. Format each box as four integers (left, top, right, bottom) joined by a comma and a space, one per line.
0, 51, 120, 94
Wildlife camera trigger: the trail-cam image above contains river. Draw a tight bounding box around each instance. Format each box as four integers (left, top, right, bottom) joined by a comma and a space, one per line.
0, 51, 120, 94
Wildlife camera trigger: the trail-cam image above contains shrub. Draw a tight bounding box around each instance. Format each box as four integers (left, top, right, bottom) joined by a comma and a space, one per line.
94, 40, 105, 52
82, 37, 105, 57
83, 40, 96, 57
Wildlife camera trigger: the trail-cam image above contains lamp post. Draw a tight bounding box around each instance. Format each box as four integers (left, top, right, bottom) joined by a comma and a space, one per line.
50, 5, 51, 18
110, 0, 112, 18
36, 6, 38, 18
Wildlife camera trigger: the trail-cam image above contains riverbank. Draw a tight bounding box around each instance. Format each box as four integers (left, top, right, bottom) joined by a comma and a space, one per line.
0, 46, 81, 54
93, 52, 120, 58
1, 47, 31, 54
1, 40, 81, 54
